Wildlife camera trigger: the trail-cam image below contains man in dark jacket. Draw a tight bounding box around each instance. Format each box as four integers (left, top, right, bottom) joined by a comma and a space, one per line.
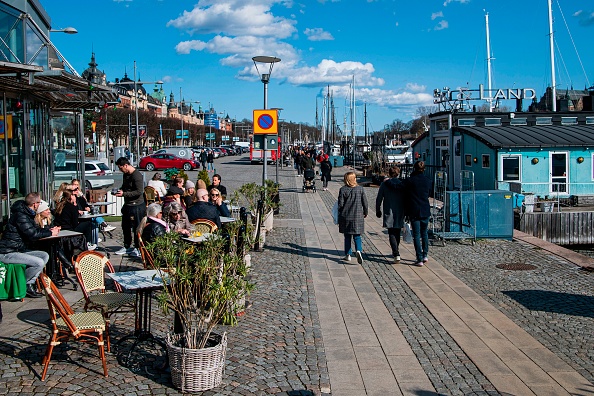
0, 193, 59, 298
387, 161, 431, 266
186, 188, 222, 229
114, 157, 146, 257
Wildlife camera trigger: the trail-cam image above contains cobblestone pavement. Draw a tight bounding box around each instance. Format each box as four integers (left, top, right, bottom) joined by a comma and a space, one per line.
1, 156, 593, 395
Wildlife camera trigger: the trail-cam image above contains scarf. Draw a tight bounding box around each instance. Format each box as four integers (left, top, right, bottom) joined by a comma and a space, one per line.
148, 216, 170, 232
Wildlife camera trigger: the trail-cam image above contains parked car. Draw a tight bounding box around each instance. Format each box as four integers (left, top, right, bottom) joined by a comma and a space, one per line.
139, 153, 200, 171
54, 159, 114, 190
153, 147, 196, 161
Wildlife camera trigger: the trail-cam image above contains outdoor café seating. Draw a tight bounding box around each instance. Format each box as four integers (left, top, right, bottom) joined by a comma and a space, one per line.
190, 218, 218, 234
72, 251, 136, 352
38, 273, 108, 380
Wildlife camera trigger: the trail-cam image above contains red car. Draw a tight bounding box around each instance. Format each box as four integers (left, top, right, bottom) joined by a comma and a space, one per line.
139, 153, 199, 171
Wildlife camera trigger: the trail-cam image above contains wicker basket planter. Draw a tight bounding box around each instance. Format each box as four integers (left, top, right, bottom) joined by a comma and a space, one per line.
167, 332, 227, 392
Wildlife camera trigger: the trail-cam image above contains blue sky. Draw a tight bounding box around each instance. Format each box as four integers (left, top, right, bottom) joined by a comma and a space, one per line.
44, 0, 594, 134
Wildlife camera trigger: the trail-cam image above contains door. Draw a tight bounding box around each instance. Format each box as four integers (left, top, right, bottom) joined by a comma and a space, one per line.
453, 136, 461, 189
550, 152, 568, 195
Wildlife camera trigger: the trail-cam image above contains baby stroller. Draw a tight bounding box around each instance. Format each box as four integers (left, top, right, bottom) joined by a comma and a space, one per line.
302, 169, 317, 193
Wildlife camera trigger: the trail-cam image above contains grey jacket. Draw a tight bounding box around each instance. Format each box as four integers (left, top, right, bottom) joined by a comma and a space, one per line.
338, 185, 368, 234
376, 178, 405, 229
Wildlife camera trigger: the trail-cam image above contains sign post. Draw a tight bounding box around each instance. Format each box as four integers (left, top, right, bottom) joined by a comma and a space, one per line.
253, 109, 278, 186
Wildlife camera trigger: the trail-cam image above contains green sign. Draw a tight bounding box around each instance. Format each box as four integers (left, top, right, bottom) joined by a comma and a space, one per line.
205, 132, 216, 140
254, 135, 278, 150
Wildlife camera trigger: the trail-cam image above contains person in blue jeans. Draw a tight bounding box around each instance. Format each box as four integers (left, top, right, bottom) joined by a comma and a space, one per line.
337, 171, 368, 264
387, 160, 431, 266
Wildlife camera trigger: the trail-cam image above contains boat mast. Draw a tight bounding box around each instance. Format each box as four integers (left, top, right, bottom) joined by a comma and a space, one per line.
485, 11, 493, 112
548, 0, 557, 111
351, 75, 356, 168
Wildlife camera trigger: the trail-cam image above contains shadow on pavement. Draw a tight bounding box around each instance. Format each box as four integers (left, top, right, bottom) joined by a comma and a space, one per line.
502, 290, 594, 318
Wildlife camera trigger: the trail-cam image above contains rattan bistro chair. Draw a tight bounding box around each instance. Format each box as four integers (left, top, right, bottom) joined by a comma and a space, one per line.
189, 219, 218, 234
144, 186, 161, 206
137, 231, 155, 270
72, 251, 136, 352
38, 273, 108, 380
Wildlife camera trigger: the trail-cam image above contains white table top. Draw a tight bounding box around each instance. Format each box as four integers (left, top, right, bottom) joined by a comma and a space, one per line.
40, 230, 82, 240
80, 213, 114, 219
107, 269, 169, 291
182, 232, 212, 243
220, 217, 236, 223
89, 202, 114, 206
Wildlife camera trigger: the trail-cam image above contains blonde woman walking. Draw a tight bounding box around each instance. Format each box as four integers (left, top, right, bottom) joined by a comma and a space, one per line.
337, 171, 368, 263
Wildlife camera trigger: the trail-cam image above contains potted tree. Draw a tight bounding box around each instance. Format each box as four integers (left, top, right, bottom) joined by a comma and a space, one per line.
231, 180, 280, 233
147, 224, 254, 392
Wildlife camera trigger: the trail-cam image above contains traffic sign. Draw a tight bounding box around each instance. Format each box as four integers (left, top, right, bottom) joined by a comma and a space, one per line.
222, 135, 229, 141
132, 125, 147, 137
253, 109, 278, 134
233, 136, 239, 142
205, 132, 216, 140
254, 135, 278, 150
175, 129, 189, 139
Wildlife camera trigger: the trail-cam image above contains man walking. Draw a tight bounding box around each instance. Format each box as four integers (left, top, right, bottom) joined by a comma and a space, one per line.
113, 157, 145, 257
376, 166, 406, 263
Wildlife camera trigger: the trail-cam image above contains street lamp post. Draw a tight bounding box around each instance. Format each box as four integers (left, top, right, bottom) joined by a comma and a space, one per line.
252, 56, 281, 187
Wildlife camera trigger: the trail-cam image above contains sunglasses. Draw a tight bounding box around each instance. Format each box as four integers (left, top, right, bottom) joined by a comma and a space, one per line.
210, 194, 219, 197
170, 211, 180, 215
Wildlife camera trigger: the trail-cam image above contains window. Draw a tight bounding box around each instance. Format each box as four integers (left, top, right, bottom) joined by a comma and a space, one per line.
458, 118, 476, 126
485, 118, 502, 126
510, 117, 527, 126
482, 154, 490, 168
586, 116, 594, 125
536, 117, 552, 125
465, 154, 472, 166
501, 155, 520, 181
561, 117, 578, 125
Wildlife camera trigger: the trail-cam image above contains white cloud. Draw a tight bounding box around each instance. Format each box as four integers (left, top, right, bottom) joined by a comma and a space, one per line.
285, 59, 384, 87
304, 28, 334, 41
431, 11, 443, 20
443, 0, 470, 6
328, 85, 434, 111
434, 20, 449, 30
405, 83, 426, 93
167, 1, 297, 38
573, 9, 594, 26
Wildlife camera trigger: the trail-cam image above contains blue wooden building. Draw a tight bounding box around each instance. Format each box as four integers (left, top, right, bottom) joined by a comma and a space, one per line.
414, 110, 594, 200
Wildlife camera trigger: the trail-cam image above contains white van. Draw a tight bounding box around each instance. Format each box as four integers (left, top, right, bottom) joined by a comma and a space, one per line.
153, 147, 196, 160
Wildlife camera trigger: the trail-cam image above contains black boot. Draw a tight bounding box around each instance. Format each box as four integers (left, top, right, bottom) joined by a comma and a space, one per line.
26, 284, 43, 298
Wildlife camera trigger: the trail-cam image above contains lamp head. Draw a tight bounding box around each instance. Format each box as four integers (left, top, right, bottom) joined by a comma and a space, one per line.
51, 27, 78, 34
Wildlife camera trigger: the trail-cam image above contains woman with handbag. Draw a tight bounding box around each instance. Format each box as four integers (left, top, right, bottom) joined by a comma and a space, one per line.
337, 171, 368, 264
375, 166, 406, 263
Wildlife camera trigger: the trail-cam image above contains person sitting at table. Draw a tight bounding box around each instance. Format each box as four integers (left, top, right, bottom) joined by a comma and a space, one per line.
186, 188, 222, 229
0, 192, 60, 298
138, 203, 168, 245
171, 177, 185, 193
34, 200, 75, 273
147, 172, 168, 198
207, 174, 227, 199
70, 179, 116, 233
183, 180, 197, 209
162, 185, 186, 210
163, 202, 192, 236
54, 190, 96, 251
208, 188, 231, 217
52, 182, 69, 206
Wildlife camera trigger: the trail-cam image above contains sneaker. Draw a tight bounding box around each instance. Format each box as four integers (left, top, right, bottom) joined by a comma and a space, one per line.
103, 225, 116, 232
115, 247, 128, 255
414, 261, 424, 267
423, 257, 429, 263
394, 255, 401, 263
355, 251, 363, 264
342, 255, 351, 262
87, 243, 97, 251
128, 248, 140, 257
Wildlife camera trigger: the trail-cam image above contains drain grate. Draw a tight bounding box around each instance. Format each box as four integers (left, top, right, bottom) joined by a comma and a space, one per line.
496, 263, 537, 271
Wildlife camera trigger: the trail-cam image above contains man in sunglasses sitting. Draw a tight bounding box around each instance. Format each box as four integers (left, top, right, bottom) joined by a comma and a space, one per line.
185, 188, 221, 229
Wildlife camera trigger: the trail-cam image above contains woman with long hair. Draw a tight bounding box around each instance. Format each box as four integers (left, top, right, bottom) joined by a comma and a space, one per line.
54, 190, 95, 250
52, 182, 69, 206
337, 171, 368, 264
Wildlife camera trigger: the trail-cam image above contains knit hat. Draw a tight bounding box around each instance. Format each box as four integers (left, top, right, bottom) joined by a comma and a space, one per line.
37, 200, 49, 214
185, 180, 195, 189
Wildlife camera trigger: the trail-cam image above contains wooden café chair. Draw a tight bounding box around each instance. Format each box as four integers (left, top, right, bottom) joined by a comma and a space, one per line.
72, 251, 136, 352
189, 218, 218, 234
38, 273, 108, 380
143, 186, 161, 206
137, 231, 155, 270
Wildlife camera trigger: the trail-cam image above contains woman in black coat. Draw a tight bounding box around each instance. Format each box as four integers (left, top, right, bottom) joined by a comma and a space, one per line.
337, 171, 368, 264
53, 190, 94, 249
320, 155, 333, 191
